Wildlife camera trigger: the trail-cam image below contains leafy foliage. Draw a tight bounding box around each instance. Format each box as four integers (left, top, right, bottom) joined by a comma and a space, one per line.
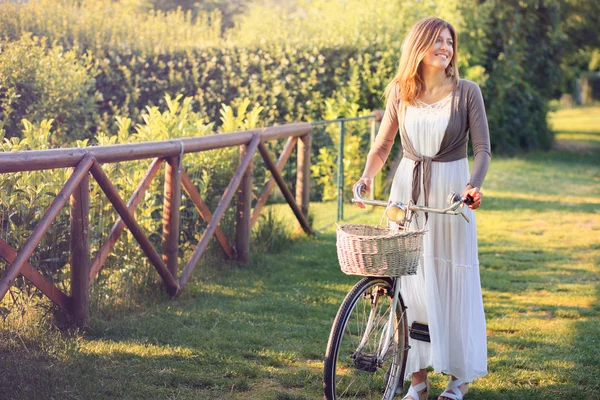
1, 0, 590, 154
251, 208, 291, 254
0, 34, 98, 142
468, 0, 561, 152
151, 0, 249, 30
0, 95, 265, 319
0, 0, 597, 320
0, 0, 223, 55
1, 107, 599, 396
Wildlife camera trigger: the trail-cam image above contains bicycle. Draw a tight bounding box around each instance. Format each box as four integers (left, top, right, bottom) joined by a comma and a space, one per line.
323, 184, 472, 399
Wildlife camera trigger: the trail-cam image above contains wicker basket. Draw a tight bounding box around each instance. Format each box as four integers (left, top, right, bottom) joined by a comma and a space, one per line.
336, 224, 425, 277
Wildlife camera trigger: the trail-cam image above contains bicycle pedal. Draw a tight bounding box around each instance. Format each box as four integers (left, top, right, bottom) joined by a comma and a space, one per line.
351, 352, 378, 372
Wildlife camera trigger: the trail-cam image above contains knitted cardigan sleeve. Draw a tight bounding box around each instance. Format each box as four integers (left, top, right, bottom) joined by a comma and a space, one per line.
467, 82, 491, 188
368, 84, 399, 163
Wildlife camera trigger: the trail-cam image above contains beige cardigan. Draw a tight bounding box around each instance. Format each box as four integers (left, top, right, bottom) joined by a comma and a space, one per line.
370, 79, 491, 206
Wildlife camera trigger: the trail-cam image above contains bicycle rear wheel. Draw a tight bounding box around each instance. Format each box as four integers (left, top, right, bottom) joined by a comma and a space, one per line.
323, 277, 408, 399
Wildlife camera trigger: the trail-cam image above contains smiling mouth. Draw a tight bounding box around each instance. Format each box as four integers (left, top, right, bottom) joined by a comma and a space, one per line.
435, 53, 449, 59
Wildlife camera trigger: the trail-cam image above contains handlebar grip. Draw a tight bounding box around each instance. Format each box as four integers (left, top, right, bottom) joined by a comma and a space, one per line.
448, 191, 473, 206
353, 183, 367, 200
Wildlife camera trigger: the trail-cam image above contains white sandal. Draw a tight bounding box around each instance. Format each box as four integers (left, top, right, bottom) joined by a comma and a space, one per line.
438, 378, 469, 400
402, 379, 431, 400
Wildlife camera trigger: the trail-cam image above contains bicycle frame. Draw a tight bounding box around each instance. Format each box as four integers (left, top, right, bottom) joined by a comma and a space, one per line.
324, 186, 470, 399
377, 279, 403, 361
351, 184, 471, 364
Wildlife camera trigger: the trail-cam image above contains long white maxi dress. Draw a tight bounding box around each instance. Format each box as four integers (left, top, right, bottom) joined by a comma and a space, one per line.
388, 93, 488, 382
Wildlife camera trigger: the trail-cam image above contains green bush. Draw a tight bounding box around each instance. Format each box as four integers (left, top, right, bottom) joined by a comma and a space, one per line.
0, 95, 262, 318
310, 96, 373, 202
0, 35, 98, 142
90, 44, 398, 133
251, 208, 291, 254
472, 0, 559, 153
0, 119, 72, 317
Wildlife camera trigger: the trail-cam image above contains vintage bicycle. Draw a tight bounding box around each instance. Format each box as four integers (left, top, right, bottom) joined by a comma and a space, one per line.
323, 184, 472, 399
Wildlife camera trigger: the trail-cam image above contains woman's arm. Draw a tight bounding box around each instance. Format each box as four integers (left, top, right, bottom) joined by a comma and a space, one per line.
354, 84, 400, 207
461, 82, 491, 210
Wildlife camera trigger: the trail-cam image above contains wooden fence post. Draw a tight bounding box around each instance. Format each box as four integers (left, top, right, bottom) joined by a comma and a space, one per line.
295, 133, 312, 231
163, 155, 182, 277
70, 172, 90, 328
236, 143, 253, 263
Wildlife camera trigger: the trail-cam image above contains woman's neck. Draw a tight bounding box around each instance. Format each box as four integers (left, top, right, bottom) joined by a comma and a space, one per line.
420, 67, 448, 94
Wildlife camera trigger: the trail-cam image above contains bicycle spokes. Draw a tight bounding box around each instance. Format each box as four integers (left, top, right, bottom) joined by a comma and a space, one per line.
324, 278, 407, 399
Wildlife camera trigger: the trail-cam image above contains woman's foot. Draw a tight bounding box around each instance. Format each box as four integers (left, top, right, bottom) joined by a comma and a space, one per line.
402, 379, 430, 400
403, 370, 430, 400
438, 376, 469, 400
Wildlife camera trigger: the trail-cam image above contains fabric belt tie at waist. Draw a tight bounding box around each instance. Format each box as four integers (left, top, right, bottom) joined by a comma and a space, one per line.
402, 148, 468, 208
403, 152, 434, 208
414, 155, 432, 208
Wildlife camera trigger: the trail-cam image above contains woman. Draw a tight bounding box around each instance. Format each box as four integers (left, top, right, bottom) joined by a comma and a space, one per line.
354, 17, 491, 400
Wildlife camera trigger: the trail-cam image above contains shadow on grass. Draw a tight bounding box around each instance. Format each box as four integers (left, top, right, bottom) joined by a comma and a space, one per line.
480, 281, 600, 399
2, 183, 598, 400
0, 339, 263, 399
570, 280, 600, 398
477, 230, 600, 399
1, 233, 346, 399
479, 238, 597, 291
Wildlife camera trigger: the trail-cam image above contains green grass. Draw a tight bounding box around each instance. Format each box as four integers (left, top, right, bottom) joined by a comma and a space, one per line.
1, 107, 600, 399
549, 106, 600, 151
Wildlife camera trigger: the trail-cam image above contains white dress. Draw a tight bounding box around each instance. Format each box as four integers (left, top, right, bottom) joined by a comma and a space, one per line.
389, 94, 488, 382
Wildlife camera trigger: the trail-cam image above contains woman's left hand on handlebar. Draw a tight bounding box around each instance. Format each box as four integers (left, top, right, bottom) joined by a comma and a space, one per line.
461, 185, 482, 210
353, 177, 372, 209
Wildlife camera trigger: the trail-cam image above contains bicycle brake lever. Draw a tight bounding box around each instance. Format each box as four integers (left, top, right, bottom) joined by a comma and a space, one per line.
459, 211, 470, 223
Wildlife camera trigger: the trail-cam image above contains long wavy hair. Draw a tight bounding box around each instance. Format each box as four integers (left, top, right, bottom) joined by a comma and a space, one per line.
384, 17, 459, 105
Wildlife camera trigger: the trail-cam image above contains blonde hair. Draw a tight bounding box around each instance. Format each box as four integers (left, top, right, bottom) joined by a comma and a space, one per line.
384, 17, 459, 105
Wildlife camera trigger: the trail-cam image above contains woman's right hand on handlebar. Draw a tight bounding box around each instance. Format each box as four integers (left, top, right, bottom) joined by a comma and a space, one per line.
353, 177, 372, 209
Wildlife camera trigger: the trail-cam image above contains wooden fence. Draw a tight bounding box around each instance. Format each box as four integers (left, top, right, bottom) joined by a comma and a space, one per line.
0, 113, 386, 328
0, 123, 318, 327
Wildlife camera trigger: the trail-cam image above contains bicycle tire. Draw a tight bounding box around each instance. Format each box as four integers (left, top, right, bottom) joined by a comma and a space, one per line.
324, 277, 409, 399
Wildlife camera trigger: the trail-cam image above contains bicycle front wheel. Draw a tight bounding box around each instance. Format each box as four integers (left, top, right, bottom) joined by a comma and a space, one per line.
323, 277, 408, 400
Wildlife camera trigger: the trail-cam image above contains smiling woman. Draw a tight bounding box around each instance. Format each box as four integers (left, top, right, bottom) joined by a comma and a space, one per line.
381, 17, 460, 108
424, 35, 453, 68
353, 16, 491, 400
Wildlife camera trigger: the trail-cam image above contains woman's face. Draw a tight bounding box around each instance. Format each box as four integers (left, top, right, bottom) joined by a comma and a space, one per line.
421, 28, 454, 71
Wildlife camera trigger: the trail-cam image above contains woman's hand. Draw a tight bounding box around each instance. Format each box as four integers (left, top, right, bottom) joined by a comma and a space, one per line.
461, 184, 482, 210
353, 177, 372, 209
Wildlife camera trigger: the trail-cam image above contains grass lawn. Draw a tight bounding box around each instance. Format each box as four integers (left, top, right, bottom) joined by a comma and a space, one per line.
1, 107, 599, 399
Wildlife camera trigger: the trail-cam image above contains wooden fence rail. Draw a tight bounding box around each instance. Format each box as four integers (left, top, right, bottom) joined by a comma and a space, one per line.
0, 123, 313, 327
0, 112, 384, 328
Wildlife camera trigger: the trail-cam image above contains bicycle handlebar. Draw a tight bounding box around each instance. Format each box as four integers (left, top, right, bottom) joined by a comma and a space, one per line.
352, 184, 471, 223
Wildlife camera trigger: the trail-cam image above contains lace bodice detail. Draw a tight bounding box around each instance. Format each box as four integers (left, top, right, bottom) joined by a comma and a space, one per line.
403, 93, 452, 157
414, 91, 453, 112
